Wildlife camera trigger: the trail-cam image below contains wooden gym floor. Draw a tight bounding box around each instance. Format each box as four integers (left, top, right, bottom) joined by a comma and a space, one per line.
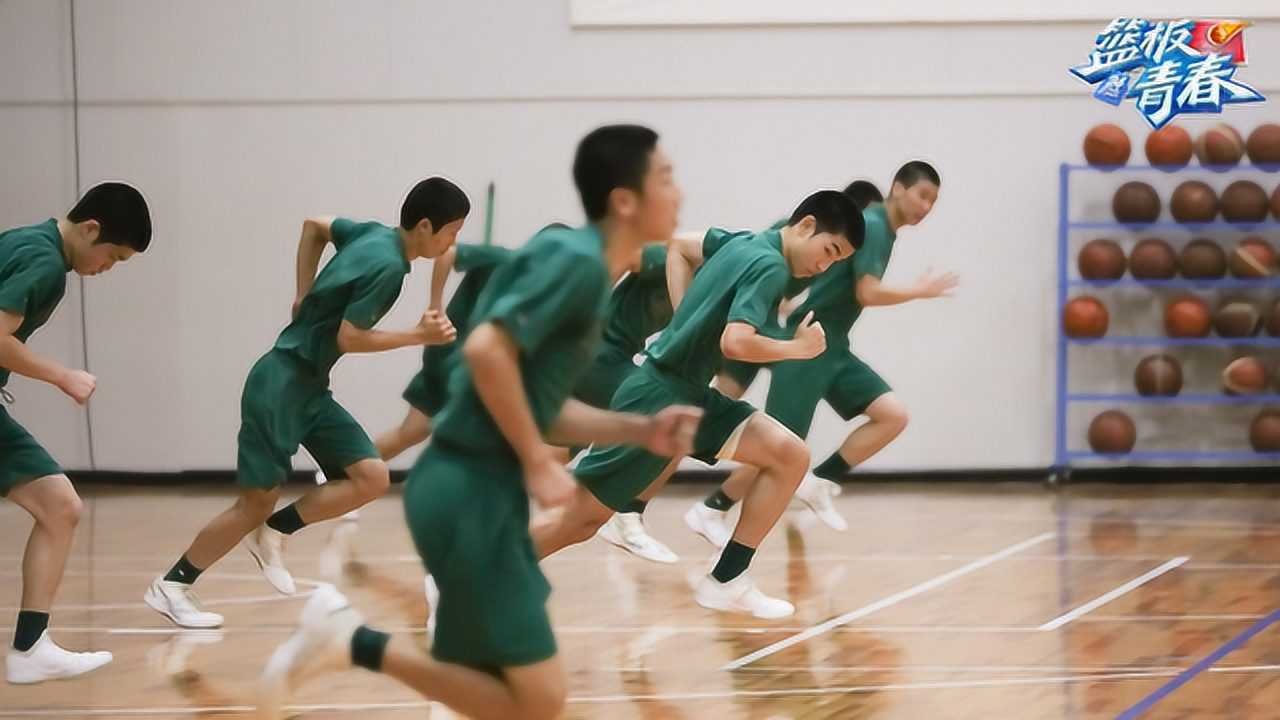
5, 480, 1280, 719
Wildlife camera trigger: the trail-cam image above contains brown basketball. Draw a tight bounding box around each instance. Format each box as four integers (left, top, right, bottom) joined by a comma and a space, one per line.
1248, 409, 1280, 452
1220, 181, 1270, 223
1084, 124, 1131, 167
1088, 410, 1137, 454
1268, 298, 1280, 337
1129, 238, 1178, 279
1078, 239, 1127, 280
1224, 356, 1269, 395
1064, 296, 1109, 338
1272, 184, 1280, 220
1134, 354, 1183, 396
1213, 300, 1261, 338
1146, 125, 1193, 168
1179, 239, 1227, 279
1246, 124, 1280, 167
1170, 180, 1218, 223
1229, 236, 1276, 278
1164, 295, 1211, 337
1194, 123, 1245, 168
1112, 182, 1161, 223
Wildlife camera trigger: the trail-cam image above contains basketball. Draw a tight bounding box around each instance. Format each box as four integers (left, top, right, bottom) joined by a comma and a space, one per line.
1078, 239, 1126, 280
1170, 181, 1218, 223
1112, 182, 1161, 223
1223, 356, 1269, 395
1220, 181, 1270, 223
1145, 125, 1193, 168
1164, 295, 1211, 337
1063, 296, 1109, 338
1134, 354, 1182, 396
1213, 300, 1261, 338
1129, 238, 1178, 279
1088, 410, 1137, 454
1083, 124, 1131, 167
1194, 123, 1245, 168
1272, 184, 1280, 220
1228, 236, 1276, 278
1249, 410, 1280, 452
1246, 123, 1280, 167
1178, 239, 1227, 279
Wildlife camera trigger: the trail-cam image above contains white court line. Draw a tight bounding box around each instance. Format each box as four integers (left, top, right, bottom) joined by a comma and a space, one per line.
1087, 613, 1265, 622
9, 668, 1278, 716
0, 575, 324, 612
1037, 556, 1188, 632
720, 531, 1055, 671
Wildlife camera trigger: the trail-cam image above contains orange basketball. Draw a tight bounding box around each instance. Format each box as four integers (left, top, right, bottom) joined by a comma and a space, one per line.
1088, 410, 1137, 454
1146, 125, 1193, 168
1084, 124, 1131, 167
1246, 124, 1280, 167
1064, 296, 1109, 338
1164, 295, 1211, 337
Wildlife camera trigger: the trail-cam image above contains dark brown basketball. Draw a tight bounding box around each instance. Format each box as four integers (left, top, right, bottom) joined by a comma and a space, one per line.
1195, 123, 1245, 168
1078, 239, 1127, 280
1224, 356, 1269, 395
1268, 298, 1280, 337
1170, 181, 1218, 223
1179, 239, 1227, 279
1246, 124, 1280, 167
1134, 354, 1183, 396
1113, 182, 1161, 224
1088, 410, 1137, 454
1221, 181, 1270, 223
1165, 295, 1211, 337
1064, 296, 1109, 338
1249, 409, 1280, 452
1146, 125, 1193, 168
1129, 238, 1178, 279
1084, 124, 1131, 167
1229, 236, 1276, 278
1213, 300, 1261, 337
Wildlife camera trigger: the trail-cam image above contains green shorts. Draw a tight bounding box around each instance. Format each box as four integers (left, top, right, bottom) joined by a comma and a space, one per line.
402, 346, 454, 417
719, 359, 764, 391
236, 350, 379, 489
0, 406, 62, 497
575, 361, 757, 512
765, 348, 892, 437
405, 441, 556, 671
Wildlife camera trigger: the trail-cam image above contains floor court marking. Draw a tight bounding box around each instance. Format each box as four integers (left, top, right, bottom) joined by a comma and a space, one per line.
1117, 607, 1280, 719
11, 667, 1280, 717
0, 574, 324, 613
720, 531, 1055, 671
1037, 556, 1188, 632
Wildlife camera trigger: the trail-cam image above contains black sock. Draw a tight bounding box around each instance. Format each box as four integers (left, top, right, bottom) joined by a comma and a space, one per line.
711, 541, 756, 584
13, 611, 49, 652
703, 489, 737, 512
266, 504, 307, 535
163, 555, 205, 585
351, 625, 390, 672
813, 452, 852, 481
623, 498, 648, 515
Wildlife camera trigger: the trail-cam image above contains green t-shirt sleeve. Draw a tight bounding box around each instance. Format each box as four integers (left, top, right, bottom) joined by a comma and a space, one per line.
638, 244, 667, 281
329, 217, 360, 252
851, 237, 891, 283
342, 264, 404, 329
484, 245, 605, 354
0, 253, 60, 318
702, 227, 748, 261
726, 260, 788, 330
455, 244, 511, 272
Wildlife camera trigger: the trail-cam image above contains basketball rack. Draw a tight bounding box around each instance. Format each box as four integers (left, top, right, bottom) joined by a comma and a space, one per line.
1053, 162, 1280, 482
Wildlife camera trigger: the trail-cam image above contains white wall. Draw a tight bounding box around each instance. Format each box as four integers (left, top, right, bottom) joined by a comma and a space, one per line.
0, 0, 90, 469
14, 0, 1280, 471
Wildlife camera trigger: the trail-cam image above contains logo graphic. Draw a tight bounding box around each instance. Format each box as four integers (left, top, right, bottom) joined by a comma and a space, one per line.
1070, 18, 1264, 128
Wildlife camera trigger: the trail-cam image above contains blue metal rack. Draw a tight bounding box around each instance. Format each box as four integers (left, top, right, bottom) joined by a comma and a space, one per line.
1054, 163, 1280, 480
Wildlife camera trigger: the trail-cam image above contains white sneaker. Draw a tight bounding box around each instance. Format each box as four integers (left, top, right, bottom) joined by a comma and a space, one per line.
244, 525, 296, 595
598, 513, 679, 564
684, 503, 732, 549
145, 578, 225, 629
424, 575, 439, 635
694, 574, 794, 619
794, 474, 848, 532
5, 631, 113, 684
259, 584, 362, 719
319, 518, 359, 581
